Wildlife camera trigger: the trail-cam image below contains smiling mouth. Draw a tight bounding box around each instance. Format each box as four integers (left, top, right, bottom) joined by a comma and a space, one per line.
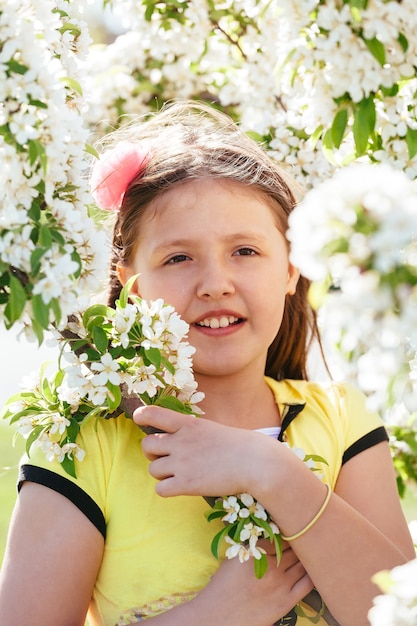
195, 316, 243, 329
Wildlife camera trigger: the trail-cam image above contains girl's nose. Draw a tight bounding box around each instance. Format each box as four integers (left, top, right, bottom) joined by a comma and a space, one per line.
196, 258, 235, 299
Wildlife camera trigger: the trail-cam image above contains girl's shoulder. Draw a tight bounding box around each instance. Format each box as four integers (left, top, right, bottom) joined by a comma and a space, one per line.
266, 376, 385, 442
266, 376, 372, 415
19, 414, 146, 514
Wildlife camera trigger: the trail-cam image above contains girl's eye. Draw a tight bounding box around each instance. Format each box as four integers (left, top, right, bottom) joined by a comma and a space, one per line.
166, 254, 190, 264
234, 247, 257, 256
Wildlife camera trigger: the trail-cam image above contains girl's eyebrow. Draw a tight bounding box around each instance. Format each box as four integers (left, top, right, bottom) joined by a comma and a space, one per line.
153, 232, 271, 253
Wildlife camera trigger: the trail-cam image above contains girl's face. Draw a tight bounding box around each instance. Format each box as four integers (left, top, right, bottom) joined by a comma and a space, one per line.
119, 179, 299, 381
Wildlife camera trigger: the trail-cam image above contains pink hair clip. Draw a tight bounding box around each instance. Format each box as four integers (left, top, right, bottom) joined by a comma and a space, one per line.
90, 141, 149, 211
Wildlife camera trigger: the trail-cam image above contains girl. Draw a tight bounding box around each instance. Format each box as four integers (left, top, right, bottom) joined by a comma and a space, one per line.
0, 101, 414, 626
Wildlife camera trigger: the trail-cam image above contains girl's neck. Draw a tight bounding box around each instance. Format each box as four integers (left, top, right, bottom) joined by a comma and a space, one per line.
195, 370, 280, 430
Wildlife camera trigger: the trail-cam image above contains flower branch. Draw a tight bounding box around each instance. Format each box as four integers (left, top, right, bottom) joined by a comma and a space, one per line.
206, 449, 327, 579
0, 278, 204, 478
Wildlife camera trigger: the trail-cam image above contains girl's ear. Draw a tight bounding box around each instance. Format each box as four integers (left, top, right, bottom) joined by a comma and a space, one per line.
116, 263, 141, 295
286, 263, 300, 296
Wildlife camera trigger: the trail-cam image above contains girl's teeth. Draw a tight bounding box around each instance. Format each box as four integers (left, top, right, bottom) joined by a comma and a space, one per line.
200, 316, 237, 328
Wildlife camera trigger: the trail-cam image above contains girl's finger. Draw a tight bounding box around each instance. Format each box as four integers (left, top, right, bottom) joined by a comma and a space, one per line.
133, 405, 194, 433
147, 455, 175, 480
141, 432, 170, 460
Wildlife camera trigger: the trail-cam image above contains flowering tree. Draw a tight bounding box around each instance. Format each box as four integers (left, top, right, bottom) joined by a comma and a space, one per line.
0, 0, 111, 343
1, 0, 417, 615
2, 0, 416, 484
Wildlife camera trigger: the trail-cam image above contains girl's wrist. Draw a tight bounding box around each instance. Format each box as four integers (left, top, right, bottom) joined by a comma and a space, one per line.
246, 436, 324, 527
243, 433, 289, 502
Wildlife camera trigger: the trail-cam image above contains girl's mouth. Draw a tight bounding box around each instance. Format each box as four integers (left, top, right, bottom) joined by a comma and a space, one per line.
194, 316, 243, 329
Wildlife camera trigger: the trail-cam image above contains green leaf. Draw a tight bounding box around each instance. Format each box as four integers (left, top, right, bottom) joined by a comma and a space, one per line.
210, 525, 234, 559
27, 139, 47, 174
106, 382, 122, 411
331, 109, 348, 149
321, 130, 338, 166
206, 509, 226, 522
380, 84, 398, 98
349, 0, 368, 13
118, 275, 139, 308
50, 229, 66, 247
160, 355, 175, 375
25, 425, 46, 457
406, 127, 417, 159
30, 246, 47, 275
5, 274, 27, 326
41, 376, 54, 402
322, 128, 333, 150
309, 124, 324, 149
154, 395, 189, 413
85, 315, 105, 332
83, 304, 110, 329
32, 294, 50, 329
92, 325, 109, 353
50, 298, 62, 327
38, 225, 52, 248
252, 517, 278, 545
254, 553, 268, 579
114, 346, 137, 360
28, 98, 48, 109
85, 143, 100, 159
32, 317, 45, 345
61, 455, 76, 478
144, 0, 157, 20
84, 347, 101, 362
8, 407, 41, 425
363, 37, 386, 66
6, 59, 28, 75
60, 23, 81, 37
304, 454, 328, 466
66, 418, 80, 442
54, 368, 65, 388
272, 532, 283, 565
28, 201, 41, 222
398, 32, 408, 53
352, 97, 375, 156
145, 347, 161, 369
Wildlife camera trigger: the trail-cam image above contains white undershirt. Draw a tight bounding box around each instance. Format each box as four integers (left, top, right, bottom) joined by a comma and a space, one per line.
255, 426, 281, 439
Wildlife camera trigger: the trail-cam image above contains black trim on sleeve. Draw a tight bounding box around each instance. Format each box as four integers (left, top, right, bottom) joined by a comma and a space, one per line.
18, 465, 106, 539
342, 426, 389, 466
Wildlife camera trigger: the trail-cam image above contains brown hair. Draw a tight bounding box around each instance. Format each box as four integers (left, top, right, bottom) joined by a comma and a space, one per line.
97, 100, 323, 381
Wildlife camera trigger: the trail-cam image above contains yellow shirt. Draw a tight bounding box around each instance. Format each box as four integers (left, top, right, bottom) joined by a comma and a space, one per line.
19, 378, 387, 625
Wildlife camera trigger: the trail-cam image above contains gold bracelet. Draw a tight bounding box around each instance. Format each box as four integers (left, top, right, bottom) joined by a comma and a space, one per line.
281, 483, 332, 542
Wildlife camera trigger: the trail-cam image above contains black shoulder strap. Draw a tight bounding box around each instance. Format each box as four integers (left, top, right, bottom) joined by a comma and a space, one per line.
278, 403, 306, 441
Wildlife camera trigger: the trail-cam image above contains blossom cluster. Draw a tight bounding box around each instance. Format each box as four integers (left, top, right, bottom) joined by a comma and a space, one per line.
370, 559, 417, 625
288, 162, 417, 492
0, 281, 204, 478
0, 0, 107, 340
288, 163, 417, 414
207, 446, 326, 578
84, 0, 417, 187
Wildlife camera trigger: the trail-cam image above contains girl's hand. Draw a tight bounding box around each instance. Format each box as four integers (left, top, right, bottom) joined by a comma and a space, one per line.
193, 545, 314, 626
133, 405, 279, 498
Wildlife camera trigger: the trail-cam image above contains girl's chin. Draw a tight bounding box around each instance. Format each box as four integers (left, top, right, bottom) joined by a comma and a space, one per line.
193, 359, 258, 380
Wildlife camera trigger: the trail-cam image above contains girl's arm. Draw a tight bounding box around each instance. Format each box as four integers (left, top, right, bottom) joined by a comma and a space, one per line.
0, 482, 313, 626
0, 482, 104, 626
256, 440, 415, 625
131, 546, 313, 626
135, 406, 415, 626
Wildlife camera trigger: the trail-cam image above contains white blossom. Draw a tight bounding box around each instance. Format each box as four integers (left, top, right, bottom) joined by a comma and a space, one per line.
91, 353, 121, 386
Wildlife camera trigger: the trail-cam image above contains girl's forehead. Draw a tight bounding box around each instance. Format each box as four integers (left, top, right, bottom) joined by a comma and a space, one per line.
146, 177, 278, 217
135, 178, 284, 246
